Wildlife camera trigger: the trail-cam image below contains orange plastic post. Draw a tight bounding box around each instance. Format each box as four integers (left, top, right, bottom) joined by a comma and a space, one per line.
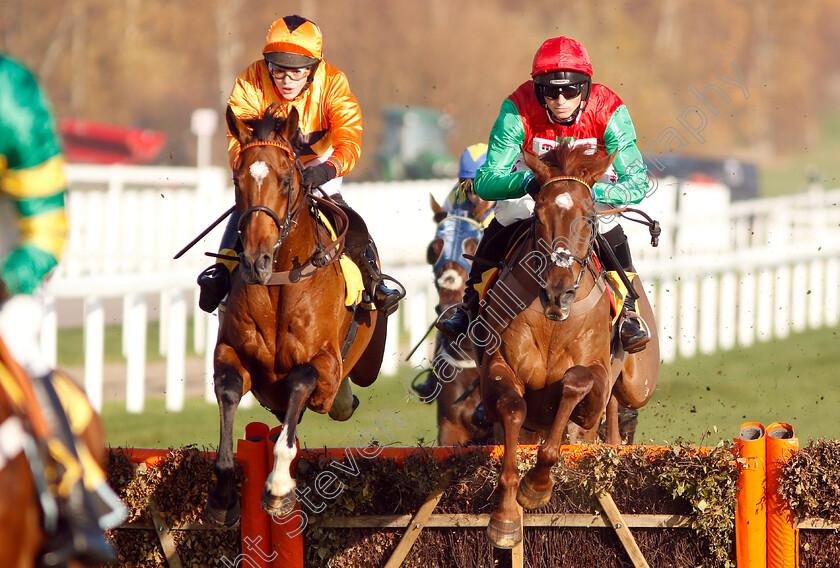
238, 422, 272, 568
735, 422, 767, 568
266, 425, 305, 568
766, 422, 799, 568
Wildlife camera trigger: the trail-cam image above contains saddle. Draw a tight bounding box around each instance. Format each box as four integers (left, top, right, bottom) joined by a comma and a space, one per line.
315, 210, 364, 307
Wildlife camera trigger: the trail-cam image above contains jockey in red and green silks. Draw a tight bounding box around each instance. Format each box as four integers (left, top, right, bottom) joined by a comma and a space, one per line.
437, 36, 652, 356
475, 51, 649, 211
0, 54, 68, 297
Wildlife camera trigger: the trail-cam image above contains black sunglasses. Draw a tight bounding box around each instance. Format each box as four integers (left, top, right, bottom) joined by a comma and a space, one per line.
540, 82, 584, 100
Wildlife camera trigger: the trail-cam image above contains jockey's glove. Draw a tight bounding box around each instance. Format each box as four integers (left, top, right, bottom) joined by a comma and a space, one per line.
525, 176, 541, 199
0, 244, 58, 296
302, 161, 337, 190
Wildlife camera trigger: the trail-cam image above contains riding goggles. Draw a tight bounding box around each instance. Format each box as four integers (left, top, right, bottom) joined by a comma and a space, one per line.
539, 82, 584, 100
267, 61, 310, 81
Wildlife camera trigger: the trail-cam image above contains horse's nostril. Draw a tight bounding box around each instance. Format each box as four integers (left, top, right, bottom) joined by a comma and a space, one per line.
258, 253, 273, 272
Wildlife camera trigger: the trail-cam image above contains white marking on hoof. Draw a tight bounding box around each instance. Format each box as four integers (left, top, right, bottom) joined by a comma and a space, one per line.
265, 426, 297, 499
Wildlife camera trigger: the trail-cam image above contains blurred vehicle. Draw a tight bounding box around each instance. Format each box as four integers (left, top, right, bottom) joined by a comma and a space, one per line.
60, 118, 166, 165
376, 106, 457, 181
645, 154, 760, 201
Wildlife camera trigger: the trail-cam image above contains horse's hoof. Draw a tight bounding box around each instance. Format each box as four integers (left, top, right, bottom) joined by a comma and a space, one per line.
517, 475, 554, 510
205, 496, 241, 527
328, 394, 360, 422
261, 488, 296, 517
486, 517, 522, 549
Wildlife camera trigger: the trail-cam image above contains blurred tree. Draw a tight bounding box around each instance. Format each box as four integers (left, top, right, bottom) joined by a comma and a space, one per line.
0, 0, 837, 175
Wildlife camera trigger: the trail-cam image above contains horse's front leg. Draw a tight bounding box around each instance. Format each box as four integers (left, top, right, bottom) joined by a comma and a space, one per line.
261, 362, 321, 517
206, 345, 248, 526
482, 357, 527, 549
518, 364, 604, 510
604, 394, 621, 445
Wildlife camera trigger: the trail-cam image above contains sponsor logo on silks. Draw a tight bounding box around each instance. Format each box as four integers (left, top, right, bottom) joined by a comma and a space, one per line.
532, 136, 598, 157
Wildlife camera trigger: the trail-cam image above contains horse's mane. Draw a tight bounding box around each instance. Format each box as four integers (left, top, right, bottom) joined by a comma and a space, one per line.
539, 141, 609, 180
244, 106, 288, 142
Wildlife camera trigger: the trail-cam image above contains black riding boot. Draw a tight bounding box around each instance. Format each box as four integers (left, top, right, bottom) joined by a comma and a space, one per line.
32, 373, 118, 567
329, 194, 404, 316
197, 211, 239, 313
435, 285, 479, 342
601, 225, 650, 354
360, 243, 403, 316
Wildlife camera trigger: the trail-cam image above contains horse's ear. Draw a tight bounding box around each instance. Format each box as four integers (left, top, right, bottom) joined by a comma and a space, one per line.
523, 149, 549, 183
430, 193, 444, 217
226, 105, 250, 143
582, 149, 617, 185
282, 107, 299, 141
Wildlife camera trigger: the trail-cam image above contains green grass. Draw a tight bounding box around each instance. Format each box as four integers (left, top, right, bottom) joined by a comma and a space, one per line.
637, 325, 840, 445
57, 319, 198, 367
101, 324, 840, 450
102, 364, 439, 450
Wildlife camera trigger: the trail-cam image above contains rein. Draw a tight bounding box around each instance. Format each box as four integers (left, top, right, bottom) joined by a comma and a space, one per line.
234, 140, 349, 285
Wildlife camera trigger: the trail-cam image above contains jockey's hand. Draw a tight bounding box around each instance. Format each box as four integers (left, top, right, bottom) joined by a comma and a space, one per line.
301, 161, 337, 190
0, 293, 49, 378
525, 176, 541, 199
0, 245, 58, 296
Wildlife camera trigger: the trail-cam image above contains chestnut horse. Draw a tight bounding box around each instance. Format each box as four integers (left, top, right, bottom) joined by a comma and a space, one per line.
424, 195, 494, 445
206, 106, 388, 525
475, 142, 659, 548
0, 335, 108, 567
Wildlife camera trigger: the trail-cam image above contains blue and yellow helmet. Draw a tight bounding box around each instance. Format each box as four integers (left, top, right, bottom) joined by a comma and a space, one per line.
457, 143, 488, 180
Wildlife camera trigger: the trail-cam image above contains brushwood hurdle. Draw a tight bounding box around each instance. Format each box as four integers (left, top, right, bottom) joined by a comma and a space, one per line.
108, 420, 831, 567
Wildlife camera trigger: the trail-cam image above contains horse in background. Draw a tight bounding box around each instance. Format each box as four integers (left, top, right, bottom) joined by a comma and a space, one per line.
475, 142, 659, 548
421, 193, 494, 445
206, 105, 388, 526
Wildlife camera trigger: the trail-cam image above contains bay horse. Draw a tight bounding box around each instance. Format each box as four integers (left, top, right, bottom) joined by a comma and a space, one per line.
474, 142, 659, 548
206, 105, 388, 525
0, 334, 109, 567
423, 195, 494, 445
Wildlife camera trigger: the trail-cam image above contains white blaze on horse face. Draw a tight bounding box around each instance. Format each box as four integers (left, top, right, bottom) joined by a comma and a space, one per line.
265, 425, 297, 500
554, 193, 574, 210
437, 268, 464, 291
250, 161, 270, 190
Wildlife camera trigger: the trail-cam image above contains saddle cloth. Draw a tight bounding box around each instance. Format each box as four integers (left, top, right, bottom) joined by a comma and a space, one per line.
316, 211, 364, 307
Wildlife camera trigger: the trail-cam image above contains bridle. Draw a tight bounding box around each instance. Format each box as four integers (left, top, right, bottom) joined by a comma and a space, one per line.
536, 174, 662, 303
432, 214, 483, 282
534, 175, 599, 291
233, 141, 308, 248
232, 140, 349, 284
